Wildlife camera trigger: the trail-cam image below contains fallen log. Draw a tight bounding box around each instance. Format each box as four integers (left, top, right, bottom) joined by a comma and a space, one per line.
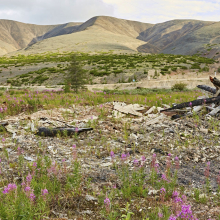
197, 85, 216, 94
161, 96, 220, 112
37, 127, 93, 137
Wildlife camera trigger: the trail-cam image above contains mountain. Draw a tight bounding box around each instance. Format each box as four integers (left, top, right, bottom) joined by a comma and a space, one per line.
0, 16, 220, 58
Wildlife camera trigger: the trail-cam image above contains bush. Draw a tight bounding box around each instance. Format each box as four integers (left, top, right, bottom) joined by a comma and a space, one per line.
171, 83, 187, 91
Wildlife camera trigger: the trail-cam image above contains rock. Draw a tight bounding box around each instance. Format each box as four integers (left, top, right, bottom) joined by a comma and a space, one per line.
85, 195, 98, 202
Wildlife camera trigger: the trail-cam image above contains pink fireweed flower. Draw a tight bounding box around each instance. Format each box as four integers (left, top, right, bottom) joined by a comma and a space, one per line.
0, 108, 3, 113
104, 195, 111, 213
25, 186, 31, 192
33, 162, 37, 167
133, 159, 139, 167
2, 138, 5, 142
2, 183, 17, 194
141, 156, 146, 162
41, 188, 49, 201
110, 151, 115, 160
121, 153, 127, 161
189, 102, 192, 107
151, 153, 157, 169
175, 156, 180, 170
172, 191, 179, 198
29, 191, 36, 202
204, 161, 210, 178
158, 213, 163, 218
72, 144, 77, 161
161, 173, 169, 182
26, 173, 32, 183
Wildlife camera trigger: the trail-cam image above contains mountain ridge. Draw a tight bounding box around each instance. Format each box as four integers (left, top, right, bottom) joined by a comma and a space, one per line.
0, 16, 220, 58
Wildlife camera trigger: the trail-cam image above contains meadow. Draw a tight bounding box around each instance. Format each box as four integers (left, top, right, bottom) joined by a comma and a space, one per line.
0, 87, 219, 219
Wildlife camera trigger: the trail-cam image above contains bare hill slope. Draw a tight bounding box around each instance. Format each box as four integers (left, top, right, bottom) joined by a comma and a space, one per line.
1, 16, 220, 57
0, 19, 82, 55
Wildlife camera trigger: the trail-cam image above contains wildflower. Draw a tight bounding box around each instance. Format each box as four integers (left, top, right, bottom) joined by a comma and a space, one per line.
172, 191, 179, 198
33, 162, 37, 167
160, 187, 166, 193
158, 213, 163, 218
141, 156, 146, 162
179, 204, 192, 218
161, 173, 169, 182
113, 184, 116, 189
121, 153, 127, 161
25, 186, 31, 192
204, 161, 210, 178
168, 215, 177, 220
2, 183, 17, 194
175, 156, 180, 170
26, 173, 32, 183
104, 195, 111, 213
2, 138, 5, 142
160, 187, 166, 202
189, 102, 192, 107
110, 151, 115, 160
72, 144, 77, 161
42, 188, 48, 196
133, 159, 139, 167
29, 191, 36, 202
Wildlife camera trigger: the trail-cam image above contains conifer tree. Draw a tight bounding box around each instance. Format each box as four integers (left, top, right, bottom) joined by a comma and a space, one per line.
66, 54, 87, 93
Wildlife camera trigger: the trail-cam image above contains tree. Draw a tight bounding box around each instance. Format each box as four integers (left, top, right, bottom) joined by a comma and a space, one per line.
66, 54, 87, 93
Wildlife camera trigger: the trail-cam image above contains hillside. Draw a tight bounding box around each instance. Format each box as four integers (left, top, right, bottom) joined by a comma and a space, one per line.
1, 16, 220, 58
0, 19, 82, 55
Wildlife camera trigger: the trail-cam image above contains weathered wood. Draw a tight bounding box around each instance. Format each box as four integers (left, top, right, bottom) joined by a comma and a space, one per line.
37, 127, 93, 137
161, 96, 220, 112
197, 85, 216, 94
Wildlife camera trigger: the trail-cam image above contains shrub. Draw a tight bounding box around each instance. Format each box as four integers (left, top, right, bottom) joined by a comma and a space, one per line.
171, 82, 187, 91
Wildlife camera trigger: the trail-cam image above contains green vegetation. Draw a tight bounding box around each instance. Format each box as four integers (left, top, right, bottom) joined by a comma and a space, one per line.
66, 55, 88, 93
0, 52, 216, 86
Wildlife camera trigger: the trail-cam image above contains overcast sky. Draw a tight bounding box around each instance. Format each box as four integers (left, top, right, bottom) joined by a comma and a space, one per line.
0, 0, 219, 25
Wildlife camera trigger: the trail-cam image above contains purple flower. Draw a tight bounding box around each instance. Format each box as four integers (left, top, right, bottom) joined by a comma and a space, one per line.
174, 196, 183, 203
189, 102, 192, 107
121, 153, 127, 161
168, 153, 172, 156
33, 162, 37, 167
133, 159, 139, 166
2, 138, 5, 142
172, 191, 179, 198
29, 192, 35, 201
168, 215, 177, 220
141, 156, 146, 162
25, 186, 31, 192
158, 213, 163, 218
160, 187, 166, 193
26, 173, 32, 183
110, 151, 115, 159
42, 188, 48, 196
104, 197, 110, 206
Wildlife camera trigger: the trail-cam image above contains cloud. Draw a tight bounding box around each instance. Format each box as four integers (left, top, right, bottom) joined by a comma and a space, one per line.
0, 0, 219, 24
0, 0, 114, 24
103, 0, 220, 23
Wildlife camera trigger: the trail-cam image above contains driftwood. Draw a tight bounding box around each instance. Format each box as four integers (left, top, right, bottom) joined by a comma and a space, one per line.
161, 96, 220, 112
197, 85, 216, 94
37, 127, 93, 137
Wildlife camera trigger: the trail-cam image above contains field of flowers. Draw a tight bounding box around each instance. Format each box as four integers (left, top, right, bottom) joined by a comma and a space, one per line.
0, 87, 219, 219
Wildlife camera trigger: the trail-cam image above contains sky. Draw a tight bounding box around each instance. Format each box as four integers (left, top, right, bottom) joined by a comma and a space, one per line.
0, 0, 220, 25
